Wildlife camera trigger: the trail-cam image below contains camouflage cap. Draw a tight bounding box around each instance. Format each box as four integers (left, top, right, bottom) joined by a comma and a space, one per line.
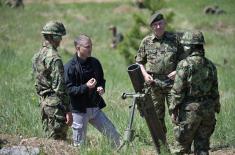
149, 12, 164, 26
41, 21, 66, 36
180, 31, 205, 45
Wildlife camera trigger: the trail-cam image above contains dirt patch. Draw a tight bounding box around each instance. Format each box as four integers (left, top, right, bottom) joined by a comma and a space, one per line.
210, 148, 235, 155
214, 21, 235, 34
0, 134, 21, 147
1, 134, 234, 154
20, 137, 78, 155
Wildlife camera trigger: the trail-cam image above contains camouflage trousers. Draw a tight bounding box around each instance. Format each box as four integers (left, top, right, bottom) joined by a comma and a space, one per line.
172, 102, 216, 155
151, 87, 171, 134
41, 103, 68, 140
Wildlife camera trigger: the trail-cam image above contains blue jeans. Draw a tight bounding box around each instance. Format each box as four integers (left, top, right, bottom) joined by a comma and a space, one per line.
72, 108, 121, 147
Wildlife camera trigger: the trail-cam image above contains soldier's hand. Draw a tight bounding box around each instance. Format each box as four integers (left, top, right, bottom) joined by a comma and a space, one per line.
65, 112, 73, 126
86, 78, 97, 89
97, 86, 105, 96
168, 71, 176, 80
144, 73, 154, 84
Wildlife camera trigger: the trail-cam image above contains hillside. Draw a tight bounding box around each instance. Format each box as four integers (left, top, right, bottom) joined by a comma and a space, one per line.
0, 0, 235, 154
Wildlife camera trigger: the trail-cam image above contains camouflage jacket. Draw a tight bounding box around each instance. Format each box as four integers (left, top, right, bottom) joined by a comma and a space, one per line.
169, 50, 220, 113
135, 32, 183, 75
32, 41, 70, 111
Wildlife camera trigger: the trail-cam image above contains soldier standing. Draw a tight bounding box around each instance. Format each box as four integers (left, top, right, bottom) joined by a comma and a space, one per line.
169, 31, 220, 155
135, 12, 183, 133
32, 21, 73, 140
64, 34, 121, 147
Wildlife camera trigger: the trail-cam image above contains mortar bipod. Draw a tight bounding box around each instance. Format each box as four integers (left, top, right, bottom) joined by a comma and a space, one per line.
117, 92, 145, 152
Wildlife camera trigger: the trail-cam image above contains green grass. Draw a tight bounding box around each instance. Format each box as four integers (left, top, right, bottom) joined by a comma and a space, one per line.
0, 0, 235, 154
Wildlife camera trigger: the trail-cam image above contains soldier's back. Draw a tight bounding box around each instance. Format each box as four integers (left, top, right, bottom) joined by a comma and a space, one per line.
183, 53, 217, 98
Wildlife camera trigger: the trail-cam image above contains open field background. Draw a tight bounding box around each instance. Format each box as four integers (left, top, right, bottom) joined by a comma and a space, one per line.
0, 0, 235, 154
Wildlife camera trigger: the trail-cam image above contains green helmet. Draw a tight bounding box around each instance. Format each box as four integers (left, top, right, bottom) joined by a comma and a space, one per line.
180, 31, 205, 45
41, 21, 66, 36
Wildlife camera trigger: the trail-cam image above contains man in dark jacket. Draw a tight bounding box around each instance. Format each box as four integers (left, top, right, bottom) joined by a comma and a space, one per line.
64, 34, 120, 147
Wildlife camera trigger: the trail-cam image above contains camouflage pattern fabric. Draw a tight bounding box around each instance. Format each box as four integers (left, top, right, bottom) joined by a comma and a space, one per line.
150, 85, 171, 133
169, 50, 220, 155
32, 41, 70, 140
136, 32, 183, 133
41, 103, 68, 140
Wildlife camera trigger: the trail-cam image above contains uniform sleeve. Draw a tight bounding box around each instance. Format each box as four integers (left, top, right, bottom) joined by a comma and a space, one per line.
51, 59, 71, 112
211, 66, 220, 113
169, 61, 188, 114
135, 39, 147, 64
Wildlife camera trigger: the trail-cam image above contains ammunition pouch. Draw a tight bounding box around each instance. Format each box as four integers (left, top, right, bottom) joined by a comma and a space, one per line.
41, 92, 63, 107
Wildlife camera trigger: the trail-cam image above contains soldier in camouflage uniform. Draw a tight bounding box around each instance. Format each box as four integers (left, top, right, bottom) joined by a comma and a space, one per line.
32, 21, 73, 140
135, 12, 183, 133
169, 31, 220, 155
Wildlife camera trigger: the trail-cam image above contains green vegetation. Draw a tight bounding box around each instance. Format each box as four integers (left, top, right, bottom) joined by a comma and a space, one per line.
118, 0, 175, 65
0, 0, 235, 154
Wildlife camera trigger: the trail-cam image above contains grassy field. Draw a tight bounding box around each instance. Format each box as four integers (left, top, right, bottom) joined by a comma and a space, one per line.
0, 0, 235, 154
